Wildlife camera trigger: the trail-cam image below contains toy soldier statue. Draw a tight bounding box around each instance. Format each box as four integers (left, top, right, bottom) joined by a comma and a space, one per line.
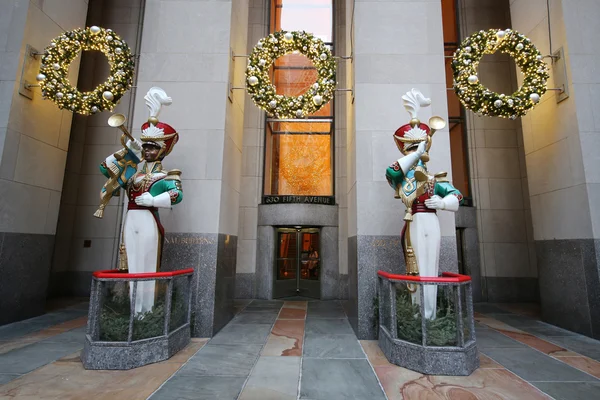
385, 89, 463, 320
95, 87, 183, 315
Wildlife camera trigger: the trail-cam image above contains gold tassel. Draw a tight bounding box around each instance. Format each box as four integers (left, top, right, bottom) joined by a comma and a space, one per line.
118, 242, 128, 271
93, 205, 105, 219
404, 208, 413, 221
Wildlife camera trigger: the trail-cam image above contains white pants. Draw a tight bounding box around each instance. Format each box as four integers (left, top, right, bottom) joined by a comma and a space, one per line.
408, 213, 441, 320
123, 209, 160, 315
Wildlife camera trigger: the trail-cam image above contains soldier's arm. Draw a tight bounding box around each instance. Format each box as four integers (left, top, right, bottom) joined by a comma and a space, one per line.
150, 171, 183, 208
433, 178, 464, 212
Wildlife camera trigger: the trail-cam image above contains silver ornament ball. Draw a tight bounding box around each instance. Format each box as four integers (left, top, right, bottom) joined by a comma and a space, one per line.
269, 100, 277, 109
102, 91, 114, 101
468, 75, 479, 85
530, 93, 540, 103
36, 73, 46, 81
313, 95, 323, 106
494, 100, 503, 108
90, 26, 101, 35
283, 32, 293, 42
248, 76, 259, 86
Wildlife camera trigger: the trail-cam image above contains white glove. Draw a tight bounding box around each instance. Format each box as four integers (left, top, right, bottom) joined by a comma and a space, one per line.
424, 195, 445, 210
135, 192, 154, 207
127, 139, 143, 152
416, 140, 427, 156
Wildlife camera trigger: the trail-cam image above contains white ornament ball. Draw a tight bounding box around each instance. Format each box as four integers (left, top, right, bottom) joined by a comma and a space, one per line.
313, 83, 319, 89
320, 53, 327, 61
106, 36, 113, 41
530, 93, 540, 103
269, 100, 277, 109
259, 59, 266, 67
468, 75, 479, 85
283, 32, 294, 42
273, 47, 278, 52
463, 59, 471, 65
53, 63, 60, 70
90, 26, 101, 35
257, 42, 263, 49
507, 99, 514, 107
91, 106, 99, 113
115, 48, 122, 54
516, 43, 524, 51
494, 100, 503, 108
496, 30, 506, 40
51, 42, 57, 47
464, 46, 472, 53
248, 76, 259, 86
536, 55, 543, 61
296, 110, 304, 118
313, 95, 323, 106
36, 73, 46, 81
102, 91, 114, 101
56, 92, 64, 99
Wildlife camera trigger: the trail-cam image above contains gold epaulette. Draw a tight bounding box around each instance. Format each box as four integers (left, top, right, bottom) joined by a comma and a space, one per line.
434, 172, 449, 182
165, 169, 182, 181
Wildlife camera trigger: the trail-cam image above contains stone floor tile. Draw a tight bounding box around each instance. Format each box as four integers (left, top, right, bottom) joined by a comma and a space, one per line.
541, 335, 600, 362
305, 318, 354, 335
278, 308, 306, 319
522, 323, 580, 337
479, 353, 504, 369
246, 300, 284, 309
0, 352, 181, 399
0, 341, 83, 374
554, 356, 600, 379
532, 382, 600, 400
491, 302, 541, 317
233, 312, 278, 324
475, 316, 525, 333
149, 375, 246, 400
0, 373, 20, 384
300, 358, 386, 400
496, 329, 568, 355
359, 340, 392, 367
306, 308, 347, 319
303, 333, 365, 359
475, 328, 525, 349
262, 320, 304, 357
163, 338, 208, 363
388, 368, 551, 400
209, 323, 272, 345
240, 307, 283, 314
474, 303, 512, 314
282, 301, 308, 310
306, 301, 343, 311
238, 356, 300, 400
483, 347, 599, 382
177, 343, 262, 376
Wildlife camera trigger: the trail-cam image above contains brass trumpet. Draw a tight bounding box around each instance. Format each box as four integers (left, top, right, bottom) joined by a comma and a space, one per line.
420, 116, 446, 162
108, 113, 135, 146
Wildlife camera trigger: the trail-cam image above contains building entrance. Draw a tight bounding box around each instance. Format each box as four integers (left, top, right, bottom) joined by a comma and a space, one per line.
273, 227, 321, 299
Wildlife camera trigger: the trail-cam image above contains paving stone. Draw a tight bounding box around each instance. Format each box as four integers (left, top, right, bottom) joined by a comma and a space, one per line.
149, 375, 246, 400
542, 336, 600, 362
483, 347, 598, 382
532, 382, 600, 400
300, 358, 386, 400
233, 313, 278, 324
303, 333, 365, 359
475, 328, 525, 349
0, 373, 20, 385
209, 323, 272, 345
305, 319, 354, 335
238, 357, 301, 400
0, 341, 83, 374
473, 304, 512, 314
177, 343, 262, 377
306, 308, 347, 319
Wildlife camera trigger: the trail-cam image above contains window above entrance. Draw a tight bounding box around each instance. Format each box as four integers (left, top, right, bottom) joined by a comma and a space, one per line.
262, 0, 334, 201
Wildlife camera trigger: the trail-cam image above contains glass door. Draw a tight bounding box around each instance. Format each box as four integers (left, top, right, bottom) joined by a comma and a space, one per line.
273, 227, 321, 298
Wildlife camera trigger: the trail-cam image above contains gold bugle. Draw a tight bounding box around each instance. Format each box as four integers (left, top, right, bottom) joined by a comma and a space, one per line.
108, 113, 134, 141
428, 116, 446, 136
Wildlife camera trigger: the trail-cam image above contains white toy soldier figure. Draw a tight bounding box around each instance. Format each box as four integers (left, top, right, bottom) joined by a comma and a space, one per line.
95, 87, 183, 315
385, 89, 464, 320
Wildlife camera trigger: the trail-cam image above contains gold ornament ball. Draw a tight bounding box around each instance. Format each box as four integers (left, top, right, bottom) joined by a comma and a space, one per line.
148, 116, 159, 125
409, 118, 420, 127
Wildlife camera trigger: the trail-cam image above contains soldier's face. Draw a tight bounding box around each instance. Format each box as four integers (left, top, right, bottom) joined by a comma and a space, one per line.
143, 144, 161, 161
